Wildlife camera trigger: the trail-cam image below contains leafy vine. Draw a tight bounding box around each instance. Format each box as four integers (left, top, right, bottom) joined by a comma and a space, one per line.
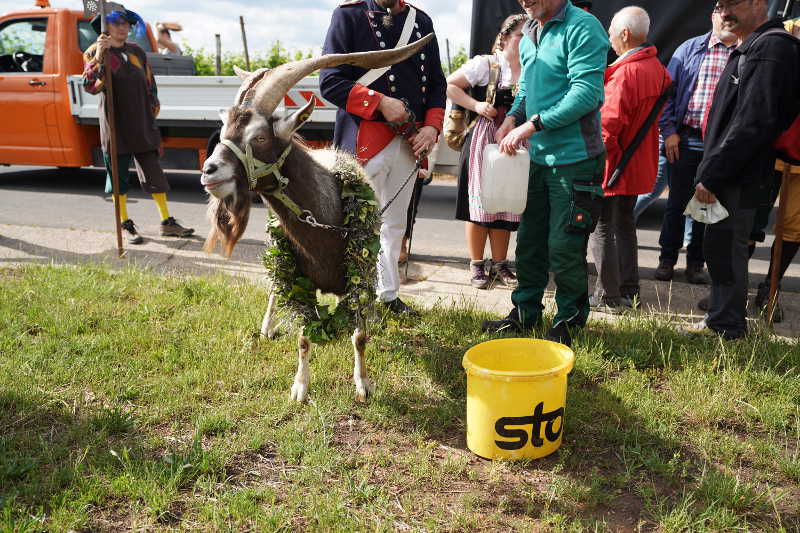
262, 154, 381, 343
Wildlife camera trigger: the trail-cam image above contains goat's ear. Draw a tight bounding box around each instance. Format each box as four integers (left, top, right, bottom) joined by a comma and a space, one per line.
233, 65, 251, 80
218, 108, 230, 137
274, 99, 315, 141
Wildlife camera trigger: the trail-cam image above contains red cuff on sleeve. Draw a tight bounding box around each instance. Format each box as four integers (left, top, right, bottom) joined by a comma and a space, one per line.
424, 108, 445, 133
346, 84, 383, 119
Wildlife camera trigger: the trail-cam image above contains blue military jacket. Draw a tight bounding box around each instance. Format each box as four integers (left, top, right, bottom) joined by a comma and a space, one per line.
320, 0, 446, 161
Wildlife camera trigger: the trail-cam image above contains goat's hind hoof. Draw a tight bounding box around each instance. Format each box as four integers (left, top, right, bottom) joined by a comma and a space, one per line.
354, 376, 374, 403
290, 381, 309, 403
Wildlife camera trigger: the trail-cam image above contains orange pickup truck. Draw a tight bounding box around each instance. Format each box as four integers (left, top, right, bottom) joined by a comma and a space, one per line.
0, 1, 337, 171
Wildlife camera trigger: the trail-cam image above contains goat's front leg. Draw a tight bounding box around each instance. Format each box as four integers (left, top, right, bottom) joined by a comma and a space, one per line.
290, 335, 311, 402
352, 328, 373, 402
260, 291, 277, 339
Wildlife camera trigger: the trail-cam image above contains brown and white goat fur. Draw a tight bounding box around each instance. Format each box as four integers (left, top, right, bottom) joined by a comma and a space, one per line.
200, 37, 431, 403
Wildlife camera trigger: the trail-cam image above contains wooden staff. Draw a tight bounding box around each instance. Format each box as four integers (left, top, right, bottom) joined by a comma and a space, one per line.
766, 2, 795, 325
767, 161, 791, 326
100, 0, 124, 257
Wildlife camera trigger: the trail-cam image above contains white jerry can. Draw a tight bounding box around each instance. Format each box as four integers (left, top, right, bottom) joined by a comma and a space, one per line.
479, 143, 531, 215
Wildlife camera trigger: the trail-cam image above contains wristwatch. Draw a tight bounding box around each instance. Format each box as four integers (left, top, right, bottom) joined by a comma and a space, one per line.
529, 114, 543, 132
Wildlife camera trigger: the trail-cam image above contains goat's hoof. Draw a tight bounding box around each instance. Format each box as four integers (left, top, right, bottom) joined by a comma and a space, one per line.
354, 376, 374, 403
261, 328, 277, 340
290, 381, 309, 403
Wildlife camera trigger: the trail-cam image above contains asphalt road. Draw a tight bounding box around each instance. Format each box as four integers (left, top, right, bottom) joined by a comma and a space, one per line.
0, 164, 795, 289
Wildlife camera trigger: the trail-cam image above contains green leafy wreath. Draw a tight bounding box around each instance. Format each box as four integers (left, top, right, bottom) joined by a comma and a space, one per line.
262, 154, 381, 343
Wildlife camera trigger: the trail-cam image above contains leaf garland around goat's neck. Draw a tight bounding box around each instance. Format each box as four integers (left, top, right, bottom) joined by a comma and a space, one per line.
262, 153, 381, 343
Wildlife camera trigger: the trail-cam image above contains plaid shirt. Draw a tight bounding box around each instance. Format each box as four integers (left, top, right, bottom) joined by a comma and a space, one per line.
683, 36, 736, 128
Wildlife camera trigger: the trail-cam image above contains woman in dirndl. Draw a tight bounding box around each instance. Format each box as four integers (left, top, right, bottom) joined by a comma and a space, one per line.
447, 14, 525, 289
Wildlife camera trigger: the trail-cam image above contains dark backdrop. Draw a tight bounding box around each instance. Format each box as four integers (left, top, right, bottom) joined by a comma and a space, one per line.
469, 0, 800, 63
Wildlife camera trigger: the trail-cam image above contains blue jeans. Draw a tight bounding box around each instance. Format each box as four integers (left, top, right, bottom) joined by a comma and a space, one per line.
634, 153, 669, 220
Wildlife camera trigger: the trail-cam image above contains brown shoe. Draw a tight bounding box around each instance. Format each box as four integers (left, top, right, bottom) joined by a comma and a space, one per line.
685, 263, 709, 285
654, 261, 674, 281
160, 217, 194, 237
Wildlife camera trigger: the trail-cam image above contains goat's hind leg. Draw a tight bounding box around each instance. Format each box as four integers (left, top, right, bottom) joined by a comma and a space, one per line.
260, 290, 277, 339
352, 328, 374, 402
290, 335, 311, 402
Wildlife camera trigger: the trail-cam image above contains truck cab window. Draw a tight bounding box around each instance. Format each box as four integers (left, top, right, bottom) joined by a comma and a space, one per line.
77, 20, 153, 53
0, 18, 47, 73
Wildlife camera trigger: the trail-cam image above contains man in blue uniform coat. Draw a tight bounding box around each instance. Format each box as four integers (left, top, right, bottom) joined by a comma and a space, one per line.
320, 0, 446, 314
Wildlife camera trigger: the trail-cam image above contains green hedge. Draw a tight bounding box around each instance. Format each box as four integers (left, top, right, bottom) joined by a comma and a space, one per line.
182, 41, 313, 76
183, 40, 465, 77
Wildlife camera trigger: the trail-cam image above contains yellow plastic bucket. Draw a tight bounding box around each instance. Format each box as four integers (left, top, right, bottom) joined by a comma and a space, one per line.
462, 338, 575, 460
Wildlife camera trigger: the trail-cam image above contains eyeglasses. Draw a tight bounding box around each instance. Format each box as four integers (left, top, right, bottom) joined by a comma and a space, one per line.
713, 0, 749, 13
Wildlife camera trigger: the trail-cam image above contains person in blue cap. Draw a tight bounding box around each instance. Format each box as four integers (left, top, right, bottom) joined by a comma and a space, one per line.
83, 6, 194, 244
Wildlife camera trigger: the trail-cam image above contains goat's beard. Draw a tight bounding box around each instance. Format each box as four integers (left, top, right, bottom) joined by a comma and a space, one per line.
203, 189, 251, 258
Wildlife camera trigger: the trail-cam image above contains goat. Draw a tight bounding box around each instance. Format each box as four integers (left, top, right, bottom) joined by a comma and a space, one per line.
200, 36, 432, 403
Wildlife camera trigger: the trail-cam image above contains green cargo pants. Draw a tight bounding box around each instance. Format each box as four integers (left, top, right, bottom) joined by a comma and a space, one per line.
511, 154, 605, 328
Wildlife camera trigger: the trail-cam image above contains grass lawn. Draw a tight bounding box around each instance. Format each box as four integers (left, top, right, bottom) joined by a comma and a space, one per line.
1, 264, 799, 532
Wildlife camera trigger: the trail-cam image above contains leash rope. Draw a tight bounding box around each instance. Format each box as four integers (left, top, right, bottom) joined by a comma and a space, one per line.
378, 154, 424, 216
378, 98, 428, 216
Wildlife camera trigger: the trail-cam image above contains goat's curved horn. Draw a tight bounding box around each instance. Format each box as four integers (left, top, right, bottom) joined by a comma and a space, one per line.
253, 33, 434, 116
234, 67, 271, 106
233, 65, 252, 80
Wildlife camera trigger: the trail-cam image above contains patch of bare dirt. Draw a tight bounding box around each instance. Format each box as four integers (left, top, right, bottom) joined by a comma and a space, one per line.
328, 414, 656, 529
224, 443, 295, 490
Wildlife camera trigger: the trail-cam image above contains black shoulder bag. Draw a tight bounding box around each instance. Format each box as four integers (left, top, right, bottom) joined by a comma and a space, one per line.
606, 81, 675, 189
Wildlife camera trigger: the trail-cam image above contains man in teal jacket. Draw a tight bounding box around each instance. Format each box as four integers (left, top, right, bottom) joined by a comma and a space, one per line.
482, 0, 609, 347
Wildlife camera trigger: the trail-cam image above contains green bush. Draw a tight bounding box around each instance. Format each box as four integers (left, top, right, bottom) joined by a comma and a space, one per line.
183, 39, 463, 78
448, 45, 468, 74
182, 41, 313, 76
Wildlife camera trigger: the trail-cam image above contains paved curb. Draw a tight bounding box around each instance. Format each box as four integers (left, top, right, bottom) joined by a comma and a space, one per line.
2, 222, 798, 339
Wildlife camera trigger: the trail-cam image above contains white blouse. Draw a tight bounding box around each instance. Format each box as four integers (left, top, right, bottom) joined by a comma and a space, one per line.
461, 51, 514, 89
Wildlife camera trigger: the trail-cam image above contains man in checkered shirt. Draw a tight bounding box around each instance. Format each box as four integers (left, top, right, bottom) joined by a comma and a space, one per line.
653, 11, 738, 284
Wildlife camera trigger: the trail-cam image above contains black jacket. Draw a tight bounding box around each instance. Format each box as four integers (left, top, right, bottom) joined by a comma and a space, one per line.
696, 19, 800, 197
319, 0, 447, 156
